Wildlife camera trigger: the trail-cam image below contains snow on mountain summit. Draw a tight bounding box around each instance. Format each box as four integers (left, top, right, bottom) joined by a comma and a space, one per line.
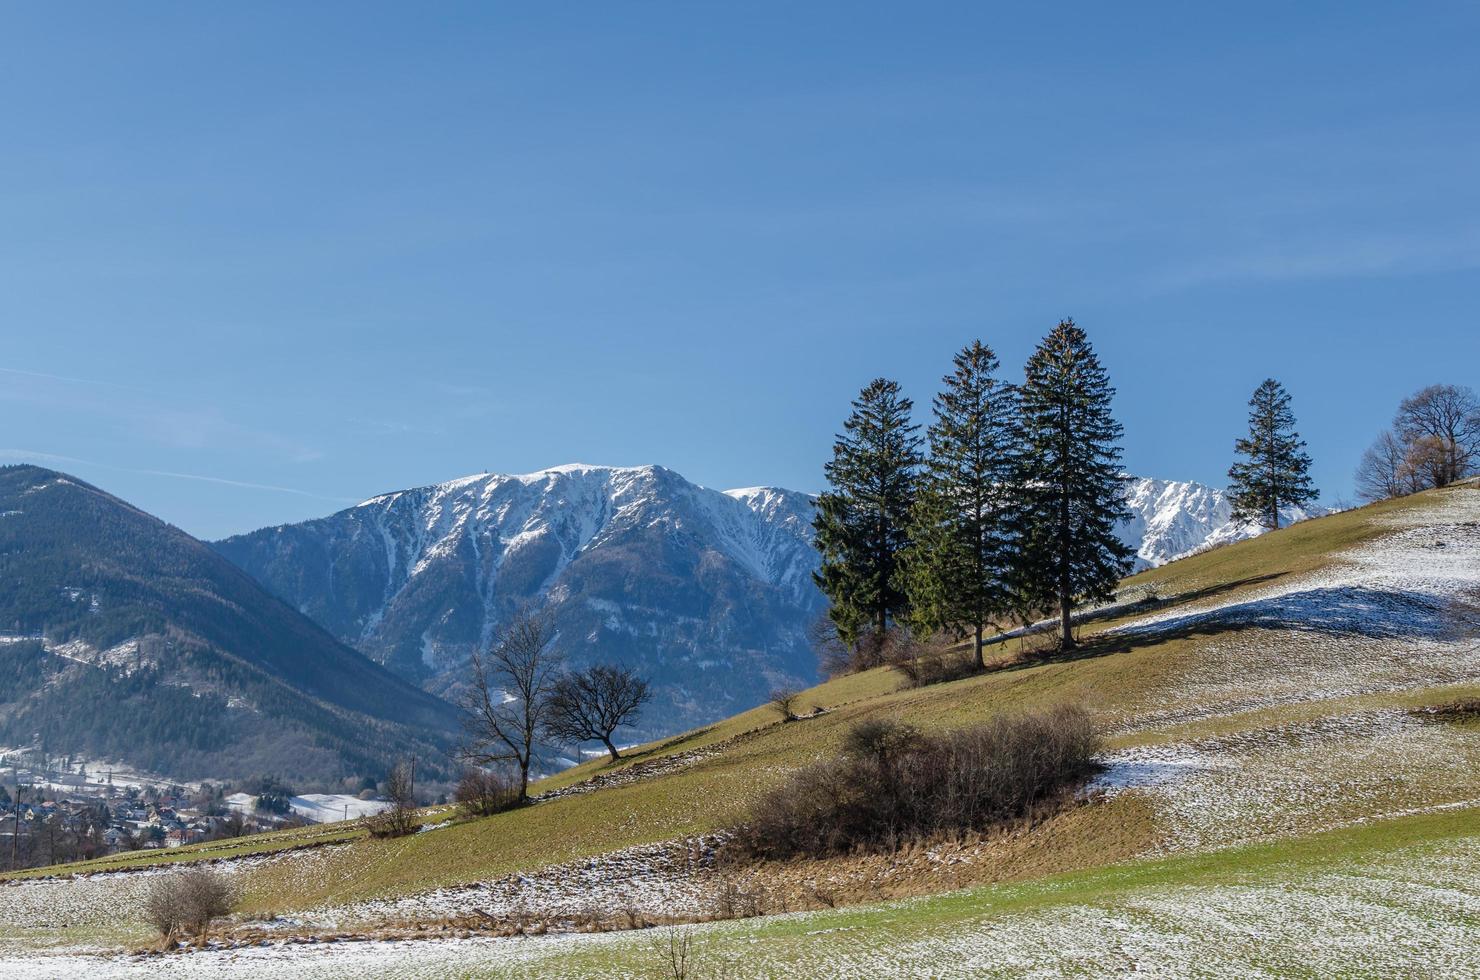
1121, 476, 1318, 569
216, 464, 827, 734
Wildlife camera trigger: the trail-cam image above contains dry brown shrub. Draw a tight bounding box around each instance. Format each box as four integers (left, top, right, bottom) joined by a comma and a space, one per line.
454, 768, 520, 818
143, 868, 238, 941
727, 705, 1100, 861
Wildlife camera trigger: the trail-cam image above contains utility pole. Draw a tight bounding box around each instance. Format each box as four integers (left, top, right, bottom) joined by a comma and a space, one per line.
10, 767, 19, 872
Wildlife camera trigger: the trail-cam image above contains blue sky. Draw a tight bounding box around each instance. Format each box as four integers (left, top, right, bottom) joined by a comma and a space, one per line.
2, 3, 1477, 539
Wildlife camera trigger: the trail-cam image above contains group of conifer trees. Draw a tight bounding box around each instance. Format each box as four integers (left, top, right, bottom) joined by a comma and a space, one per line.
813, 320, 1319, 666
813, 319, 1135, 662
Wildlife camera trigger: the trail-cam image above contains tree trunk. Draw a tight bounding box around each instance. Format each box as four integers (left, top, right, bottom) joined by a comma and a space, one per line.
1057, 403, 1076, 651
1268, 429, 1280, 530
974, 623, 984, 670
602, 737, 621, 763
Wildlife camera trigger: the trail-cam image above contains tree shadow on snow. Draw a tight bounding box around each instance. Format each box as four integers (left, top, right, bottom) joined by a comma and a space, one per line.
1101, 585, 1464, 650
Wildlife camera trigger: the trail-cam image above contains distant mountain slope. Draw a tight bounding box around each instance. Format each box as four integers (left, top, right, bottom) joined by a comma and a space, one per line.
215, 465, 826, 734
0, 465, 460, 785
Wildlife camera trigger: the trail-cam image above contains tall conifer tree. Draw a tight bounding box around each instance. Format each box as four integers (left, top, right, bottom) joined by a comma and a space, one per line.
905, 341, 1019, 668
1227, 379, 1317, 529
813, 378, 922, 647
1013, 320, 1133, 651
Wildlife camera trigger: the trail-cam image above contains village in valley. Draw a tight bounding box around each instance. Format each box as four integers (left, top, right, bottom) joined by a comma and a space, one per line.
0, 747, 388, 867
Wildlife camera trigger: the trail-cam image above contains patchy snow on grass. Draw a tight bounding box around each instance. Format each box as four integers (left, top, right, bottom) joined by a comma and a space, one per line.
1087, 743, 1221, 797
1099, 708, 1480, 854
305, 836, 725, 930
1102, 491, 1480, 737
1116, 491, 1480, 643
9, 832, 1479, 978
0, 844, 337, 940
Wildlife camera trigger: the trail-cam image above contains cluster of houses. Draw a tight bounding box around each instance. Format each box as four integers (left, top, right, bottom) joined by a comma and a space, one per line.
0, 791, 232, 859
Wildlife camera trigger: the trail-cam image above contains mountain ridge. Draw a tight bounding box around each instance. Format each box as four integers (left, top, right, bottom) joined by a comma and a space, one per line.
215, 464, 825, 734
214, 463, 1297, 736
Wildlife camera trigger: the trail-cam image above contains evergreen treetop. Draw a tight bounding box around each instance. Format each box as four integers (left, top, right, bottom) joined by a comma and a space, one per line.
813, 378, 922, 646
904, 341, 1019, 666
1013, 319, 1133, 650
1228, 378, 1317, 530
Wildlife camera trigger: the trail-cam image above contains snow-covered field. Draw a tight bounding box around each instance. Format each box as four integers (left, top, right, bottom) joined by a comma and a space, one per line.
0, 749, 196, 797
223, 793, 390, 824
301, 836, 724, 930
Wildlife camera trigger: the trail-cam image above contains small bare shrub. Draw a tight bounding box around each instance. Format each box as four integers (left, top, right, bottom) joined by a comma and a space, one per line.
767, 686, 802, 722
364, 759, 419, 838
815, 623, 919, 677
892, 644, 979, 688
711, 878, 770, 920
648, 925, 699, 980
454, 768, 520, 818
1017, 627, 1063, 659
143, 868, 238, 941
1412, 698, 1480, 725
728, 705, 1100, 861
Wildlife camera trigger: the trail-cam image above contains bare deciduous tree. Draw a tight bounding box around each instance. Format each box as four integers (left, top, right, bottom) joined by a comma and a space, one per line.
1355, 430, 1414, 502
810, 615, 854, 677
544, 664, 651, 762
1357, 385, 1480, 503
647, 925, 699, 980
458, 606, 562, 800
1394, 384, 1480, 487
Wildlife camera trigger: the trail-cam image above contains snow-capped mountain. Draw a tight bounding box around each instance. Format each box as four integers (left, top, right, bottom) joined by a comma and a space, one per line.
215, 465, 825, 734
215, 465, 1309, 736
1120, 476, 1317, 570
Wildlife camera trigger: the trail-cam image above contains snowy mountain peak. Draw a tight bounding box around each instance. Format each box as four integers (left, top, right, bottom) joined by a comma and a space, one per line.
218, 465, 827, 733
1120, 475, 1319, 569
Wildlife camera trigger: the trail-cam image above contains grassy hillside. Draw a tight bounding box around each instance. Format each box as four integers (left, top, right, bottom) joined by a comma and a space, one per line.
4, 481, 1479, 974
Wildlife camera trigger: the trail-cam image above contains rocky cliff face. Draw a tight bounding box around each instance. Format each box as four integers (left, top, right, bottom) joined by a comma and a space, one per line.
215, 464, 826, 735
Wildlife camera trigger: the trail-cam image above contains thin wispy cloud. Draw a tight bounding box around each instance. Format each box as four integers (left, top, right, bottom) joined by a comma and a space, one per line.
0, 449, 356, 504
0, 366, 150, 392
1152, 230, 1480, 292
0, 364, 324, 463
345, 416, 443, 437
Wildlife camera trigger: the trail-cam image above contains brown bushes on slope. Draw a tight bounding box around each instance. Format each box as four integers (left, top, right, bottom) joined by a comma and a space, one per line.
728, 705, 1100, 861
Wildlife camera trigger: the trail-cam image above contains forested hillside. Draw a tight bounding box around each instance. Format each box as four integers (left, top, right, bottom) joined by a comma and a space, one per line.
0, 466, 460, 785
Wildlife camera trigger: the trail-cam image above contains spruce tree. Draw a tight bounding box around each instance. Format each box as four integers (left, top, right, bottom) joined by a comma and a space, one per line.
905, 341, 1019, 668
1227, 378, 1317, 530
1013, 320, 1133, 651
813, 378, 922, 648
